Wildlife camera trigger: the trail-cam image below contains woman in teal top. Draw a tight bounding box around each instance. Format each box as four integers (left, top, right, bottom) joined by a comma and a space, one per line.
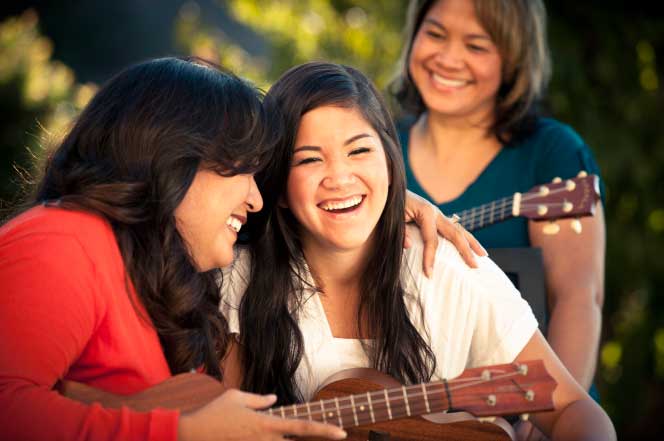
399, 116, 604, 248
390, 0, 606, 434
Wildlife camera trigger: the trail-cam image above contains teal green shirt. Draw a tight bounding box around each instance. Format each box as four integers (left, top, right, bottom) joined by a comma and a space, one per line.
400, 117, 604, 248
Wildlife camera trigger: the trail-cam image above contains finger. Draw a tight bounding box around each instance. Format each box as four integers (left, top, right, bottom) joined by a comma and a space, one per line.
227, 389, 278, 410
404, 228, 412, 249
418, 207, 439, 278
465, 230, 487, 257
436, 216, 478, 268
271, 418, 347, 440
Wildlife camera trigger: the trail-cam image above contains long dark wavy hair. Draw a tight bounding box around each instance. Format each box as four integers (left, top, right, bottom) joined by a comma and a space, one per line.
239, 61, 436, 403
31, 57, 271, 379
389, 0, 551, 143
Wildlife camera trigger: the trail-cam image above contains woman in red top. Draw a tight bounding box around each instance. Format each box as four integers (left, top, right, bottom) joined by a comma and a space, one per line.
0, 57, 348, 441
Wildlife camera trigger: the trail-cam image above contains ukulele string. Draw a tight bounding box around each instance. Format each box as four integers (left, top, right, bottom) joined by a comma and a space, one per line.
275, 370, 526, 420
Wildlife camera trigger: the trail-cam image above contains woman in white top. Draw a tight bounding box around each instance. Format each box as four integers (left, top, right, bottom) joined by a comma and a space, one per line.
220, 61, 615, 440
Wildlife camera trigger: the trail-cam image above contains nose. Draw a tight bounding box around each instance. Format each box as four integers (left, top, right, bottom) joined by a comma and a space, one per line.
322, 159, 356, 189
246, 175, 263, 212
434, 40, 464, 69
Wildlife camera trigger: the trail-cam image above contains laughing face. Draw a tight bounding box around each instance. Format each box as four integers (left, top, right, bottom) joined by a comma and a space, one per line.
408, 0, 502, 123
175, 168, 263, 271
284, 105, 390, 255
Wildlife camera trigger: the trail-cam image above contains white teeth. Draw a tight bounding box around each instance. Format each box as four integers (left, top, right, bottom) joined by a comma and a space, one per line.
226, 216, 242, 233
431, 73, 467, 88
320, 195, 363, 211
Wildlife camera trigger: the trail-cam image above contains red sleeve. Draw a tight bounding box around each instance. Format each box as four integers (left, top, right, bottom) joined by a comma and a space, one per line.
0, 231, 179, 441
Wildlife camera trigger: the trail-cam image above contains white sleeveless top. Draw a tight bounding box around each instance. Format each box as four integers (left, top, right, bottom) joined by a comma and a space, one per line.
220, 225, 538, 400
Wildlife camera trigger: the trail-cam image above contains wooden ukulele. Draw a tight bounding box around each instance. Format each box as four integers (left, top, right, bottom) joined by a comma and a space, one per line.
455, 172, 601, 235
59, 360, 556, 441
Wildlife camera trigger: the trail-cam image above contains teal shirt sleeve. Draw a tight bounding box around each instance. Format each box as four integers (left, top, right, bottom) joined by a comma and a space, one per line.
530, 119, 606, 205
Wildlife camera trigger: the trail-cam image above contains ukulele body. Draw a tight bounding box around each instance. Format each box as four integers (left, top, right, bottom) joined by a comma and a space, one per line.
302, 368, 515, 441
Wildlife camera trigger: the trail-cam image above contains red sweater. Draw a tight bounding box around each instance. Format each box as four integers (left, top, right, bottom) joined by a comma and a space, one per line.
0, 206, 179, 441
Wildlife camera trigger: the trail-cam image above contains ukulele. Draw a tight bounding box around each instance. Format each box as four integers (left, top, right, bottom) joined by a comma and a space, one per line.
58, 360, 556, 441
454, 172, 601, 235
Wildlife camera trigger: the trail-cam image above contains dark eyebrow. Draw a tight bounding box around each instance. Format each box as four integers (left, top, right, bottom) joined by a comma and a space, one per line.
293, 133, 373, 153
344, 133, 372, 146
293, 146, 321, 153
422, 18, 491, 40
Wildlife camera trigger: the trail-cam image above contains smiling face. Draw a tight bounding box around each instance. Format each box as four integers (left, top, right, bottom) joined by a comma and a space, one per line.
285, 105, 390, 255
408, 0, 502, 123
175, 169, 263, 271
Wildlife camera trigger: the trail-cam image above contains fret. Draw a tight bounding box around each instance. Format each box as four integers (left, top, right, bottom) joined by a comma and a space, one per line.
469, 206, 476, 230
384, 389, 392, 420
320, 399, 327, 423
421, 383, 431, 414
478, 204, 485, 229
333, 397, 343, 427
402, 385, 411, 416
280, 406, 285, 418
305, 401, 312, 421
489, 199, 496, 224
292, 403, 298, 418
366, 391, 376, 423
268, 407, 273, 416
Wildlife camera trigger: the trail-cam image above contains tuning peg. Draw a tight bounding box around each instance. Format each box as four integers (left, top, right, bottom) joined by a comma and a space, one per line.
552, 177, 562, 183
520, 413, 530, 421
562, 201, 573, 213
565, 180, 576, 191
525, 390, 535, 401
577, 170, 588, 178
478, 416, 497, 423
571, 219, 582, 234
539, 185, 550, 196
537, 205, 548, 216
543, 222, 560, 235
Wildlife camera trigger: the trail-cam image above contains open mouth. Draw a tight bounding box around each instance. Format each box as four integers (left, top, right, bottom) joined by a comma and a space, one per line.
225, 216, 243, 233
318, 195, 365, 214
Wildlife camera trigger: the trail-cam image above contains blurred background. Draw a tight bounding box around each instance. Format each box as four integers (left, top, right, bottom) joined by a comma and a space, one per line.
0, 1, 662, 438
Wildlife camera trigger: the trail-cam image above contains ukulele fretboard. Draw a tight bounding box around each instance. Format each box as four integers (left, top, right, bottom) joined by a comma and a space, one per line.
457, 195, 515, 232
264, 381, 451, 428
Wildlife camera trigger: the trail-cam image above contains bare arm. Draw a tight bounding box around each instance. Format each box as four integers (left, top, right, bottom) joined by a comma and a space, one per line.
529, 203, 606, 389
516, 331, 615, 440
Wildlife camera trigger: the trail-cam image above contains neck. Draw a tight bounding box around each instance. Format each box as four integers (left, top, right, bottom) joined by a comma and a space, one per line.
416, 106, 497, 154
301, 237, 373, 297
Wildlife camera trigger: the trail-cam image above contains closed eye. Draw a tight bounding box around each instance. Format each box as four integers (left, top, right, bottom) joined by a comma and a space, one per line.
468, 44, 488, 52
426, 30, 445, 40
293, 157, 321, 166
350, 147, 372, 156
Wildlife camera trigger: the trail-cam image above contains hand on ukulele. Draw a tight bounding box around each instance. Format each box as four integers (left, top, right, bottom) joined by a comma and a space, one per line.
177, 388, 347, 441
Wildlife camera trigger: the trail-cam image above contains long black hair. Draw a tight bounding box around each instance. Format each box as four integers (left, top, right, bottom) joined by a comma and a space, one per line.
32, 57, 271, 379
239, 61, 436, 403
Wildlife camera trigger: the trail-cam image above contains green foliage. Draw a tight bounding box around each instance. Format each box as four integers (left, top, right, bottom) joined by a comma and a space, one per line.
0, 10, 95, 206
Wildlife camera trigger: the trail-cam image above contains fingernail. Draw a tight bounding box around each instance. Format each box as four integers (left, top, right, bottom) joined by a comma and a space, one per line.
426, 266, 433, 278
336, 429, 348, 439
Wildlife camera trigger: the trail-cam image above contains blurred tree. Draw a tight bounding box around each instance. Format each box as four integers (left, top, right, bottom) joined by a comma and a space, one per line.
0, 10, 95, 208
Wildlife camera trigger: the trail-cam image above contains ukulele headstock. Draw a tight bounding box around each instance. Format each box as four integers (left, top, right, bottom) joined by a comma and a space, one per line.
448, 360, 556, 418
518, 172, 600, 225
